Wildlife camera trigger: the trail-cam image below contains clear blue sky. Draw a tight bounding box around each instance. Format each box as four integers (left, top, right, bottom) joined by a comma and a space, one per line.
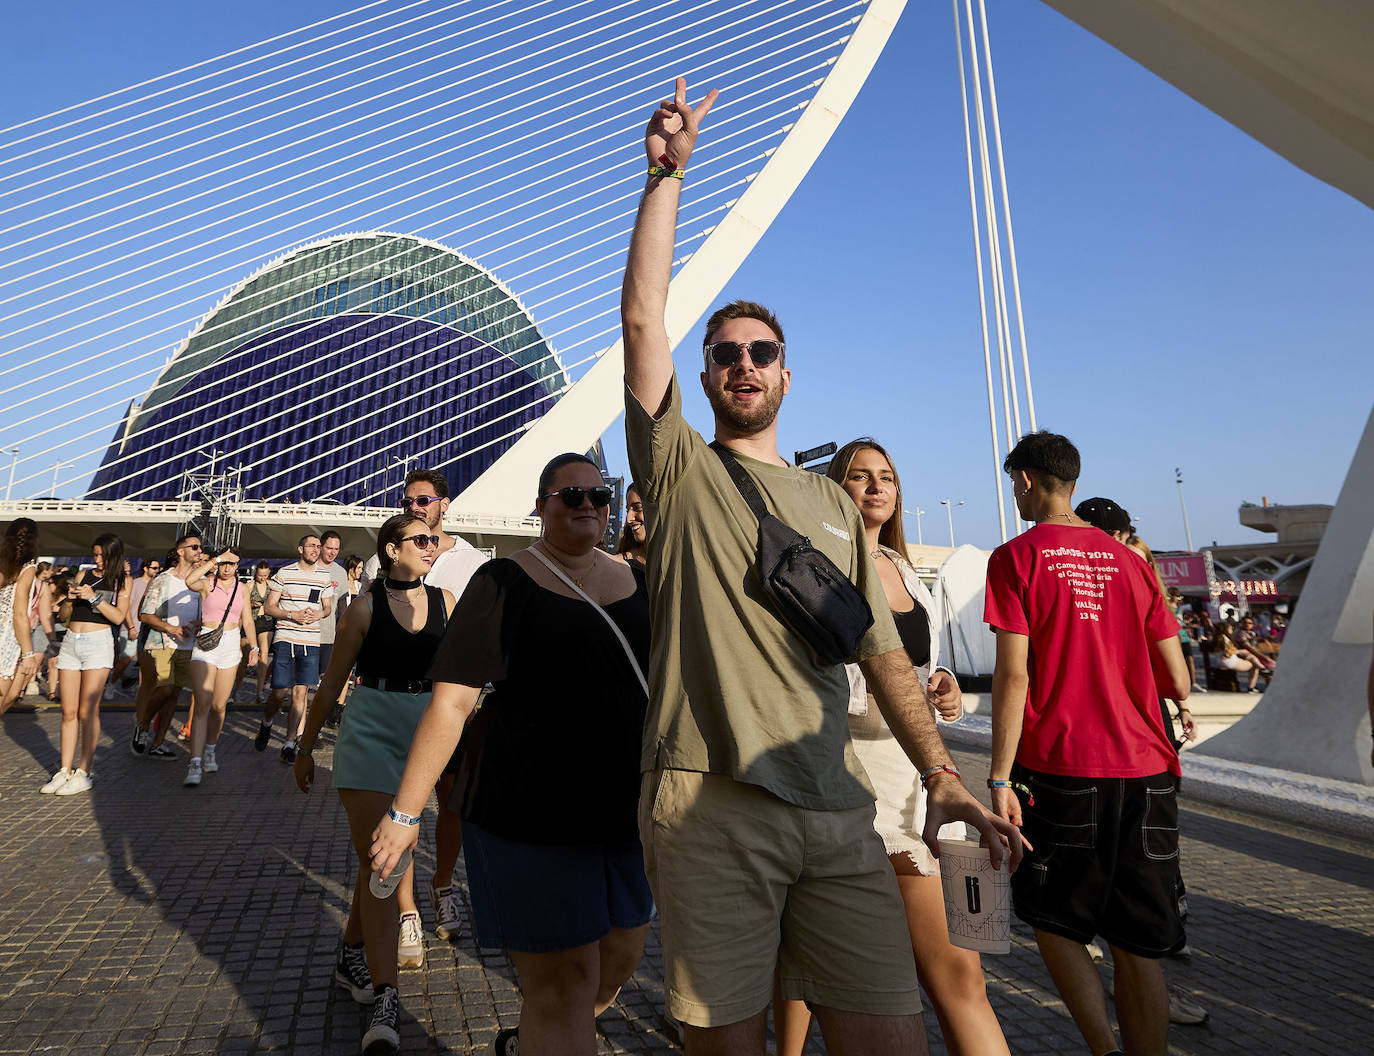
2, 0, 1367, 550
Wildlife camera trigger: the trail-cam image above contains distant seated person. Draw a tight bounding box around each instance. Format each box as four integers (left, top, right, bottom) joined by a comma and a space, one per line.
1234, 615, 1280, 661
1212, 623, 1270, 692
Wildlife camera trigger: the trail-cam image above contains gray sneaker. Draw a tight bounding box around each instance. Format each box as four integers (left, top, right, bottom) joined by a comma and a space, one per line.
432, 882, 462, 941
184, 761, 203, 788
362, 985, 399, 1054
202, 745, 218, 773
1170, 989, 1209, 1025
334, 941, 374, 1005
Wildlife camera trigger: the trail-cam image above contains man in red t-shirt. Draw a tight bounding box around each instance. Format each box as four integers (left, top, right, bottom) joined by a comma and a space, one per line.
985, 431, 1190, 1056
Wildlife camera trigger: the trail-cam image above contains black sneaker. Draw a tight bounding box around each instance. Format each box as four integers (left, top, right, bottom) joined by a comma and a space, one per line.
147, 743, 177, 759
488, 1027, 519, 1055
254, 722, 273, 751
362, 985, 400, 1055
129, 727, 149, 756
280, 743, 296, 764
334, 941, 374, 1005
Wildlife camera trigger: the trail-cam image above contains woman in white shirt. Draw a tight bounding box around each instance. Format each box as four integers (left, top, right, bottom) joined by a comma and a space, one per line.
776, 438, 1010, 1056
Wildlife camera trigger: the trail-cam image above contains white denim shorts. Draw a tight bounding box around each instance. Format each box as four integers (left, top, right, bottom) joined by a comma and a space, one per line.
56, 628, 116, 672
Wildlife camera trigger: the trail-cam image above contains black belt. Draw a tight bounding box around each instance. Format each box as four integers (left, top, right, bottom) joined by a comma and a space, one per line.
359, 676, 432, 695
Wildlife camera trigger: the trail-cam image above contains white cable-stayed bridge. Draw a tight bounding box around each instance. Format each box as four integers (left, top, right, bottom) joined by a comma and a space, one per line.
0, 0, 1039, 555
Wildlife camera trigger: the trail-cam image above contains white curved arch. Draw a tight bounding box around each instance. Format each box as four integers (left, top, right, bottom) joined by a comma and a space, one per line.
452, 0, 908, 516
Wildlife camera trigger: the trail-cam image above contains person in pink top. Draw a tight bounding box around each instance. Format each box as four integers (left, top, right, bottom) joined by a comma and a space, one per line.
985, 431, 1191, 1056
184, 549, 259, 787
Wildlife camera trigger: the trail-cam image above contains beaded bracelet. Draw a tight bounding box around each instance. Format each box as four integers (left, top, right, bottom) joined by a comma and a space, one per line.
919, 763, 961, 787
988, 778, 1034, 805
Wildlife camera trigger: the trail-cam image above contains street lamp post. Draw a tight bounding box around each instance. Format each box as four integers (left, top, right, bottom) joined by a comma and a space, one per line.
903, 507, 926, 546
50, 458, 75, 498
1175, 467, 1195, 552
940, 499, 965, 547
4, 447, 18, 501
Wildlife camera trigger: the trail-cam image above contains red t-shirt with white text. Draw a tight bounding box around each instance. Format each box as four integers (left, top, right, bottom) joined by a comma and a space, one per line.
984, 523, 1181, 778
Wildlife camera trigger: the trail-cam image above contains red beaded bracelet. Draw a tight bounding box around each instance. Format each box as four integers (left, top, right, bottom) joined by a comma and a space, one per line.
919, 763, 961, 787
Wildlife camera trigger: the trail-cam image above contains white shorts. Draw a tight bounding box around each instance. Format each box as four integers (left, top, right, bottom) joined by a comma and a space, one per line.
192, 629, 243, 670
56, 628, 116, 672
1219, 654, 1246, 671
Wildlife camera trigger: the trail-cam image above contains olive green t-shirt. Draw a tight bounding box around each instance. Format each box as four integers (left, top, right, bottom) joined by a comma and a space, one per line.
625, 377, 903, 810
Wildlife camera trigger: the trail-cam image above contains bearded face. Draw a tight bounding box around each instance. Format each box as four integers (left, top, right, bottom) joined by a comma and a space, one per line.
699, 318, 790, 437
705, 371, 786, 434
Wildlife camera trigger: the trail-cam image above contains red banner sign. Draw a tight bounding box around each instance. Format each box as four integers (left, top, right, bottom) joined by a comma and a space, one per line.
1157, 553, 1208, 590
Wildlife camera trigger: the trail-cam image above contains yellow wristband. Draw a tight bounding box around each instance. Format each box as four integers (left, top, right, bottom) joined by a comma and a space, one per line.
648, 165, 685, 180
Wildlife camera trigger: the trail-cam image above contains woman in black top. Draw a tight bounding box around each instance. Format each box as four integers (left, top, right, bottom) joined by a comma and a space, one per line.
293, 514, 457, 1056
371, 453, 652, 1056
44, 534, 130, 796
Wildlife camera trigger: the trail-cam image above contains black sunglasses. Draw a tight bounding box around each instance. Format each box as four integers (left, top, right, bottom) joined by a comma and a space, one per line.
543, 485, 613, 509
399, 495, 443, 509
704, 339, 785, 368
401, 533, 441, 550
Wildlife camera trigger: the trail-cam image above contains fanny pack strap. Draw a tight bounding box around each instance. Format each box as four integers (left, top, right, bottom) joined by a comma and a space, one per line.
709, 440, 773, 524
526, 546, 648, 697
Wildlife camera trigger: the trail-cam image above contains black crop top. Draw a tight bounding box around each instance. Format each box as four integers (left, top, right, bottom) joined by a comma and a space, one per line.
68, 571, 118, 628
355, 580, 447, 682
892, 603, 931, 670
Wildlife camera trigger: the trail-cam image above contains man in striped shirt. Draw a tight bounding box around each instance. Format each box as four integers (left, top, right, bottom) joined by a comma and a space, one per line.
254, 534, 333, 763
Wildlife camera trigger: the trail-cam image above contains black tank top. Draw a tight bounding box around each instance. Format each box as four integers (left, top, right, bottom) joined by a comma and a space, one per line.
356, 580, 447, 681
892, 604, 931, 669
69, 571, 118, 628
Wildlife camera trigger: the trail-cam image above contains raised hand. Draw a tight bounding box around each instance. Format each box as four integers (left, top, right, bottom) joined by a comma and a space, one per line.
644, 76, 719, 169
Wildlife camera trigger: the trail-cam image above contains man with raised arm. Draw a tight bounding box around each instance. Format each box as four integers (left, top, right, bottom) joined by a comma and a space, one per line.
620, 78, 1023, 1055
986, 431, 1191, 1056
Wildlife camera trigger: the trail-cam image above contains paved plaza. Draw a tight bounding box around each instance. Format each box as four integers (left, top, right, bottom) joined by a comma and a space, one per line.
2, 707, 1371, 1055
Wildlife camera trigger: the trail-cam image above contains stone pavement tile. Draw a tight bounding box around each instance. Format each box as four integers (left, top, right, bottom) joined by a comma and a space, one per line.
2, 717, 1372, 1053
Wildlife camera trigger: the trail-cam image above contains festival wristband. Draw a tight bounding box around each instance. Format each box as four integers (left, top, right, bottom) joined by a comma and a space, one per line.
387, 807, 421, 827
647, 164, 685, 179
988, 778, 1034, 804
919, 763, 961, 787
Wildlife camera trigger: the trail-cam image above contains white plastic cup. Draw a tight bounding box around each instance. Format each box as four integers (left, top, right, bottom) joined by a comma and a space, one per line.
938, 837, 1011, 954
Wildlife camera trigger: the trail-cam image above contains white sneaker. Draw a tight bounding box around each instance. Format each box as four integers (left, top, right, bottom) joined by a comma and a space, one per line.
40, 767, 72, 794
398, 910, 424, 969
55, 768, 93, 796
102, 685, 115, 701
432, 882, 462, 941
184, 761, 203, 787
202, 745, 218, 773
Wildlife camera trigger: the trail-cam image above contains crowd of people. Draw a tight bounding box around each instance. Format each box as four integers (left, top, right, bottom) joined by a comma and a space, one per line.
0, 80, 1249, 1056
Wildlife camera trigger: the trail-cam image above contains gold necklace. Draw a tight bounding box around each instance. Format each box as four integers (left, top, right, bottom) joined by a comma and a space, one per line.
538, 542, 597, 588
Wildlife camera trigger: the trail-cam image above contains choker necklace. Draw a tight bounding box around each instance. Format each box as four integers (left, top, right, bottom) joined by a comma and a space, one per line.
384, 576, 422, 590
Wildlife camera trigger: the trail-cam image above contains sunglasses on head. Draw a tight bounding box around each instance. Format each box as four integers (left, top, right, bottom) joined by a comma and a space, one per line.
399, 495, 443, 509
543, 485, 613, 509
402, 533, 441, 550
704, 339, 785, 368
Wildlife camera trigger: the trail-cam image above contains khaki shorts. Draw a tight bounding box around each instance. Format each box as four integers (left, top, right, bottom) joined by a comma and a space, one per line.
144, 647, 192, 689
639, 768, 920, 1027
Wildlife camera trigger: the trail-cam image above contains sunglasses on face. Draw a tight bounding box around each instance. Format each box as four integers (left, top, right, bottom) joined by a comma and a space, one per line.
402, 533, 441, 550
704, 339, 785, 368
400, 495, 443, 509
543, 485, 613, 509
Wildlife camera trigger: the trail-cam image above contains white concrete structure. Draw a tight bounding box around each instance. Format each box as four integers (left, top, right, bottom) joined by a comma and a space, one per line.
1198, 408, 1374, 783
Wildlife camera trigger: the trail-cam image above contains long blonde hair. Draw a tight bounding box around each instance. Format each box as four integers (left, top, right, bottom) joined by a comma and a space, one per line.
826, 438, 908, 556
1126, 534, 1169, 599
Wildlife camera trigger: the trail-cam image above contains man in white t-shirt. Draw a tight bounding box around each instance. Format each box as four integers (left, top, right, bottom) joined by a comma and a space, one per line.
133, 533, 203, 758
366, 468, 488, 941
316, 530, 347, 681
255, 534, 333, 763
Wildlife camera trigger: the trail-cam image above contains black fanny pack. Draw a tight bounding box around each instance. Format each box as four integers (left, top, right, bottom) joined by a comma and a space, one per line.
711, 442, 873, 666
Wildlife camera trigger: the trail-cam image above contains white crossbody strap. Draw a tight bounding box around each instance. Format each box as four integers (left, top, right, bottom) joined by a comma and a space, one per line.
527, 547, 649, 697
